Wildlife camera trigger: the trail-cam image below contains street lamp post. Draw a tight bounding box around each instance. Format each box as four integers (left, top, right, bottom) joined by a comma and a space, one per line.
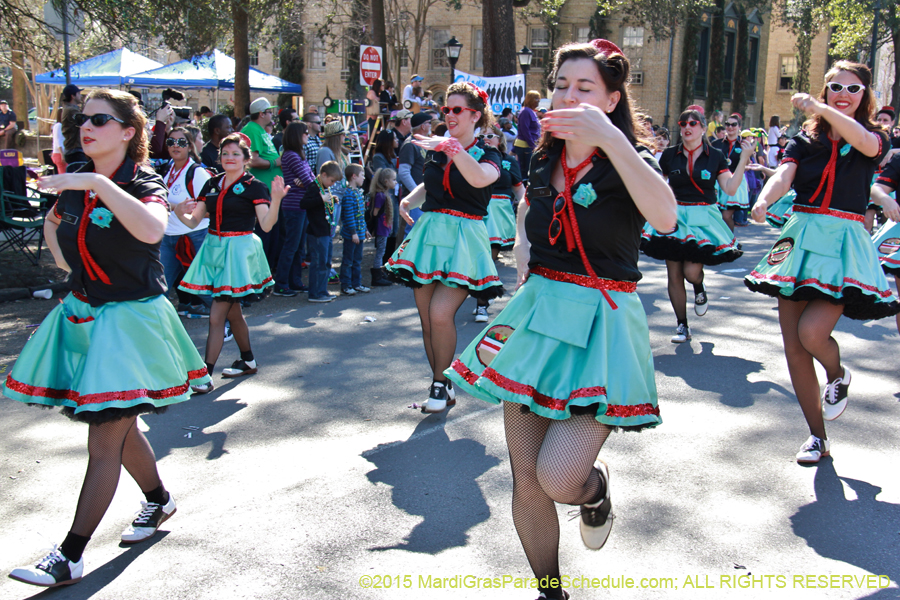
446, 36, 462, 85
517, 46, 533, 79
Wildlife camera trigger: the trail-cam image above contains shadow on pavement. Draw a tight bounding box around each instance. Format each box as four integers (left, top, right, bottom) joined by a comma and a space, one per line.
22, 533, 169, 600
655, 341, 794, 407
363, 415, 501, 553
143, 390, 246, 461
790, 459, 899, 584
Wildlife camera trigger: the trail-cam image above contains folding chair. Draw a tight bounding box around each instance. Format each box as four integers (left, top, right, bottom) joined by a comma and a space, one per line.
0, 150, 52, 265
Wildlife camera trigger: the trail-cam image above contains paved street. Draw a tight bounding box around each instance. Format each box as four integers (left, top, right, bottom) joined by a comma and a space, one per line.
0, 223, 898, 600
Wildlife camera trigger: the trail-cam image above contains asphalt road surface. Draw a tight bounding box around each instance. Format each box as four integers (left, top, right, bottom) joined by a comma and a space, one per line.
1, 223, 898, 600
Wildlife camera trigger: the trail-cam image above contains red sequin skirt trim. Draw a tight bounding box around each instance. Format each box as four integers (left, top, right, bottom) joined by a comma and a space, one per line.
431, 208, 483, 220
530, 266, 637, 293
792, 205, 864, 223
209, 230, 253, 237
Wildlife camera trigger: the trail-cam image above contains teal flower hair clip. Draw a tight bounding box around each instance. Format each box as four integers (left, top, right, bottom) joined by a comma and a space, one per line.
89, 207, 114, 228
468, 145, 485, 161
572, 184, 597, 208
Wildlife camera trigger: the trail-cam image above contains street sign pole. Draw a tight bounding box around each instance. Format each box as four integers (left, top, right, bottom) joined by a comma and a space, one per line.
62, 0, 71, 86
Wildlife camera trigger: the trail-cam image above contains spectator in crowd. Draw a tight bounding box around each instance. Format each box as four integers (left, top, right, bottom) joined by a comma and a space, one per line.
369, 167, 396, 287
381, 81, 399, 113
767, 115, 788, 167
422, 90, 436, 108
514, 91, 541, 180
706, 110, 724, 139
0, 100, 17, 150
303, 112, 323, 171
50, 107, 66, 174
398, 112, 431, 233
60, 84, 86, 170
654, 127, 669, 161
367, 79, 385, 138
339, 163, 370, 295
316, 121, 349, 283
273, 108, 297, 152
198, 106, 213, 120
498, 117, 517, 147
392, 109, 413, 144
300, 161, 342, 302
372, 130, 398, 172
402, 75, 424, 105
149, 104, 176, 160
273, 122, 316, 296
243, 97, 284, 268
200, 114, 234, 173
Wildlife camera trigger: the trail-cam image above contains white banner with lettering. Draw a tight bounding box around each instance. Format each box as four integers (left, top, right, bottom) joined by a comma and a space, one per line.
453, 70, 526, 115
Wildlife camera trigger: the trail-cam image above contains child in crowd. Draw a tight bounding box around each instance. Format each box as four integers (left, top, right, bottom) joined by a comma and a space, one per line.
300, 161, 342, 303
340, 163, 371, 295
369, 168, 396, 287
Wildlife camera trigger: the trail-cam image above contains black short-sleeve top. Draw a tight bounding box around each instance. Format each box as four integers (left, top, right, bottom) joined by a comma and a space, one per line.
492, 153, 522, 200
659, 142, 729, 205
875, 151, 900, 191
525, 141, 660, 282
52, 158, 169, 306
420, 142, 502, 217
783, 130, 889, 215
711, 137, 745, 173
198, 172, 270, 233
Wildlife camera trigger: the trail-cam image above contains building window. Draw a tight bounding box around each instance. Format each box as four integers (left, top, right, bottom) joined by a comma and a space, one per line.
273, 50, 281, 71
631, 72, 643, 85
399, 45, 409, 69
575, 26, 590, 44
531, 28, 550, 69
623, 26, 644, 48
723, 31, 736, 98
311, 36, 326, 70
694, 25, 710, 97
473, 28, 483, 71
779, 55, 797, 91
249, 48, 259, 67
432, 29, 450, 69
747, 36, 760, 101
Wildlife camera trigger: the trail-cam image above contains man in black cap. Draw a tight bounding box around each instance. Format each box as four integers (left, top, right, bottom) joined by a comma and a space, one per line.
60, 84, 87, 171
0, 100, 18, 150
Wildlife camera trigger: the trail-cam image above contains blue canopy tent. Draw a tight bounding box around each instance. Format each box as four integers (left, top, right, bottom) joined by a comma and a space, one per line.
35, 48, 164, 87
125, 49, 302, 94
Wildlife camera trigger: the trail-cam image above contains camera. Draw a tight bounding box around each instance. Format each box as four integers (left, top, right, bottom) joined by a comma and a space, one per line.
159, 88, 192, 120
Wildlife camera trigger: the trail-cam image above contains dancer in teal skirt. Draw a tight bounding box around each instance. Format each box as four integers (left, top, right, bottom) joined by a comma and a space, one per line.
641, 107, 752, 343
388, 82, 503, 413
712, 113, 751, 231
176, 134, 288, 393
474, 123, 525, 322
446, 41, 676, 600
870, 151, 900, 335
747, 61, 900, 464
4, 90, 209, 588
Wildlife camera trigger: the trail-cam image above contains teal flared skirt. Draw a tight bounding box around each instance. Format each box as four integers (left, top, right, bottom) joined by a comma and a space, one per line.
179, 232, 273, 299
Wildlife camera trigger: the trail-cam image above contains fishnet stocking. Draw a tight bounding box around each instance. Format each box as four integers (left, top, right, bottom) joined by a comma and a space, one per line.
503, 402, 612, 582
413, 283, 470, 380
778, 298, 844, 439
70, 418, 161, 538
205, 299, 252, 367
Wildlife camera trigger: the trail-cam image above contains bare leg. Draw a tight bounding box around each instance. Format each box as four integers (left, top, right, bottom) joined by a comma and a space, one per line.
722, 208, 736, 231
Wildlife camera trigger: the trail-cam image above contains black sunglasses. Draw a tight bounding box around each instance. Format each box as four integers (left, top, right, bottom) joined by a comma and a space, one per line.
166, 137, 190, 148
74, 113, 125, 127
441, 106, 478, 115
678, 120, 700, 128
724, 122, 740, 127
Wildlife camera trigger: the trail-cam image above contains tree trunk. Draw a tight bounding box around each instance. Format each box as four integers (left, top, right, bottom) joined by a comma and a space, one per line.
706, 0, 725, 116
11, 47, 28, 131
483, 0, 517, 76
232, 1, 250, 118
732, 6, 749, 121
346, 0, 370, 99
890, 6, 900, 108
370, 0, 391, 84
792, 6, 815, 129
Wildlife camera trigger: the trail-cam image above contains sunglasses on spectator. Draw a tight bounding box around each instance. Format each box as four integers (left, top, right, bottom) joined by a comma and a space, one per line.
166, 137, 190, 148
678, 120, 700, 128
478, 134, 500, 140
74, 113, 125, 127
826, 82, 865, 94
724, 122, 740, 127
441, 106, 479, 115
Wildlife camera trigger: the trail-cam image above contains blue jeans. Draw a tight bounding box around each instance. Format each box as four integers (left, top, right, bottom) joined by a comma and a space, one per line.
160, 229, 212, 307
513, 146, 533, 181
274, 210, 307, 289
326, 202, 341, 270
340, 236, 364, 288
307, 235, 332, 299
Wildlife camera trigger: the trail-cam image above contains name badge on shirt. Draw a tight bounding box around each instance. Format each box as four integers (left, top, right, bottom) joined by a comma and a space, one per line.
530, 187, 552, 198
60, 212, 79, 225
670, 169, 682, 175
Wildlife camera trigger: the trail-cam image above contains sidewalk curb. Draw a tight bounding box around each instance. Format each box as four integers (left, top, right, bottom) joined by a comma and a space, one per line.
0, 281, 69, 303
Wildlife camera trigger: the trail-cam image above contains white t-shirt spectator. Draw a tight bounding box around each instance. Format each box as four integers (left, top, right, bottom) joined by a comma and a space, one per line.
164, 159, 211, 236
402, 85, 423, 105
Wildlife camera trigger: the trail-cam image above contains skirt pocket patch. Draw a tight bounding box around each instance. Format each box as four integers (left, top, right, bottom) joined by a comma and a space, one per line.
526, 289, 600, 349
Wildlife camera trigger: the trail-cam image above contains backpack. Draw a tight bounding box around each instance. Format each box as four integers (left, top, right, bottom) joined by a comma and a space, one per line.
158, 160, 213, 198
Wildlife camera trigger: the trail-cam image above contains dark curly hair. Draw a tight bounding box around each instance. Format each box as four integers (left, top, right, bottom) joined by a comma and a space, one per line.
446, 82, 494, 130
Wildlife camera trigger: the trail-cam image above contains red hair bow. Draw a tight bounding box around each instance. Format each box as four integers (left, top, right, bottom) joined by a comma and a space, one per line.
590, 39, 623, 56
469, 83, 489, 106
686, 104, 705, 116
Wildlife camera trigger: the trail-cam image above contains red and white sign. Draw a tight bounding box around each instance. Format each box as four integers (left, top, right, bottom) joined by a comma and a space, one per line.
360, 45, 383, 86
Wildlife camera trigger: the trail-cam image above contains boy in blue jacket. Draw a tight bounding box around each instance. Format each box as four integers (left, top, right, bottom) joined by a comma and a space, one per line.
339, 163, 370, 295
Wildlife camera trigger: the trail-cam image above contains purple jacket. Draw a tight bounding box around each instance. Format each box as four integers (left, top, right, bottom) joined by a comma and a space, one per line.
281, 150, 315, 211
516, 107, 540, 149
